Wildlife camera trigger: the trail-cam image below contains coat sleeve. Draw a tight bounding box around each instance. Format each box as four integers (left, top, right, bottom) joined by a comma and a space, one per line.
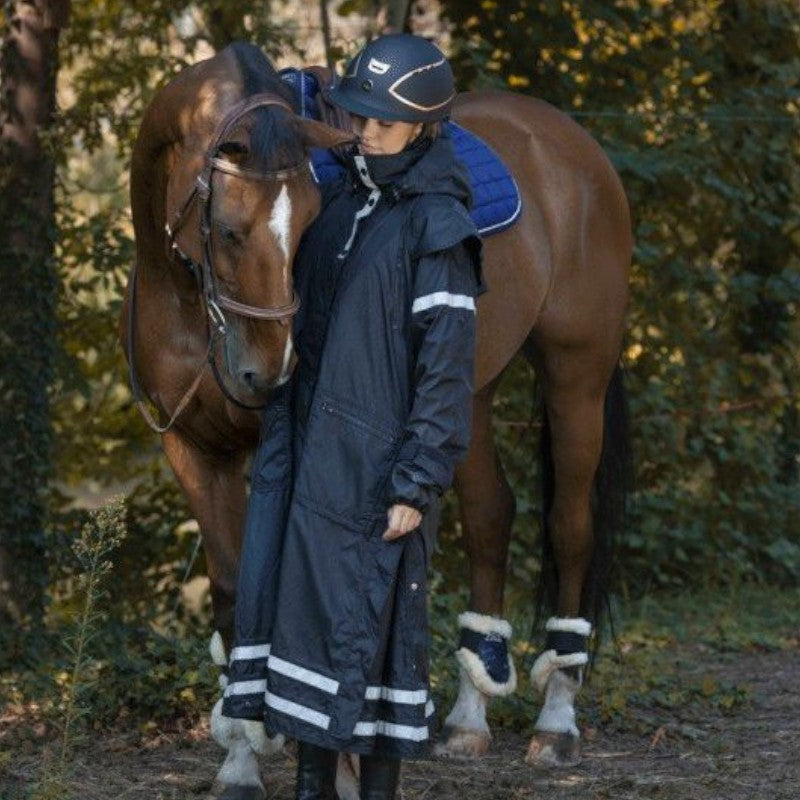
388, 239, 480, 513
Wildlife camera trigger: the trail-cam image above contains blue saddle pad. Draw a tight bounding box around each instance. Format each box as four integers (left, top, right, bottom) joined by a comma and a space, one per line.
281, 68, 521, 238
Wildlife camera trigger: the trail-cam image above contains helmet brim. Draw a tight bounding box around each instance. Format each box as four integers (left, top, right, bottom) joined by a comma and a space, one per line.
329, 85, 445, 123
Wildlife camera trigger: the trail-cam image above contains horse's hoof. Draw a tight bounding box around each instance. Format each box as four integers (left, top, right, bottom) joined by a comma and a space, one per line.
217, 785, 267, 800
434, 725, 491, 758
525, 731, 581, 768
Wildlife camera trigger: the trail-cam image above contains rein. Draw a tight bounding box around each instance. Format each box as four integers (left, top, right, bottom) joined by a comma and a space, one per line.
129, 92, 305, 433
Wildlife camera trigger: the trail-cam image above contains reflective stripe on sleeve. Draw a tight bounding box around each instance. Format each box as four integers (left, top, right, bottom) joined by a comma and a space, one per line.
411, 292, 476, 314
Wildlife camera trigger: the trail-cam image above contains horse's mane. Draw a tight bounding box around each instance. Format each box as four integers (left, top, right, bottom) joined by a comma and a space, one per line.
228, 42, 304, 172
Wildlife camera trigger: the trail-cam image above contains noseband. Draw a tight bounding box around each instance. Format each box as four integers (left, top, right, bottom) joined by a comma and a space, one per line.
165, 92, 307, 335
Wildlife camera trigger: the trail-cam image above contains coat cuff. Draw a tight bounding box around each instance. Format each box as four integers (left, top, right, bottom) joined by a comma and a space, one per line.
389, 441, 451, 513
387, 490, 430, 514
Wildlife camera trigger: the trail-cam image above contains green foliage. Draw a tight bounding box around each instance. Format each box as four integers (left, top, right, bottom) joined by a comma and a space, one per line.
34, 500, 126, 800
1, 492, 212, 747
69, 623, 217, 727
443, 0, 800, 594
3, 0, 795, 728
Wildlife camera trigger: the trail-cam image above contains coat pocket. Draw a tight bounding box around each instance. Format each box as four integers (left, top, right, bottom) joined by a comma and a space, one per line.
294, 394, 402, 530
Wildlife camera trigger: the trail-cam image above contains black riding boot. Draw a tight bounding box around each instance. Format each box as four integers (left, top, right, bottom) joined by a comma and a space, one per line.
295, 741, 338, 800
360, 754, 401, 800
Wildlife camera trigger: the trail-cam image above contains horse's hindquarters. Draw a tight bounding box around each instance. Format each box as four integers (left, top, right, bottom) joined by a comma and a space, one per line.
452, 90, 631, 391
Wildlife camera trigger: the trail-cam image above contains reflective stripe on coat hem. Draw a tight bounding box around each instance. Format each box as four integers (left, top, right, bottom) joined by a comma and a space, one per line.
265, 691, 331, 730
268, 655, 340, 695
352, 719, 430, 741
364, 685, 428, 704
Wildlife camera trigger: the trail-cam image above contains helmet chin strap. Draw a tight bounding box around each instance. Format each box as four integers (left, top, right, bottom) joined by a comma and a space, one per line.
337, 154, 382, 260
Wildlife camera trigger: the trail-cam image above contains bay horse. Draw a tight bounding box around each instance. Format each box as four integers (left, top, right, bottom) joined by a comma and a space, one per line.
122, 42, 630, 800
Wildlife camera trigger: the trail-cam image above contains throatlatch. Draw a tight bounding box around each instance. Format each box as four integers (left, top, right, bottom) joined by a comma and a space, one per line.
456, 612, 517, 696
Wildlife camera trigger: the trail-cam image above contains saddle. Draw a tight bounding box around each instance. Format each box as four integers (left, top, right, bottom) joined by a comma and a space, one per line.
281, 67, 522, 238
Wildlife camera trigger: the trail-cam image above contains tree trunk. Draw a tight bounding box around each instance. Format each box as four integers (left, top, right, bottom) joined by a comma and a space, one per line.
384, 0, 411, 31
0, 0, 71, 632
319, 0, 334, 69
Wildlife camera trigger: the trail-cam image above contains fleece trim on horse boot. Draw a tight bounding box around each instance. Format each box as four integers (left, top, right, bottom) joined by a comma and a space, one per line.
455, 612, 517, 697
210, 698, 281, 794
530, 617, 592, 693
210, 630, 230, 691
211, 697, 284, 758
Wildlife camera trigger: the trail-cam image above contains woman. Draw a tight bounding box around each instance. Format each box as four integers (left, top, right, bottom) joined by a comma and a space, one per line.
224, 33, 482, 799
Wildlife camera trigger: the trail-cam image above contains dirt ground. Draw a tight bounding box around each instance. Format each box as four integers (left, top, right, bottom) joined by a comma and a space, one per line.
3, 647, 799, 800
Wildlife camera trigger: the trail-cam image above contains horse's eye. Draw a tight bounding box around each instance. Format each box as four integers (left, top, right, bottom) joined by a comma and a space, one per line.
218, 223, 242, 247
218, 141, 248, 158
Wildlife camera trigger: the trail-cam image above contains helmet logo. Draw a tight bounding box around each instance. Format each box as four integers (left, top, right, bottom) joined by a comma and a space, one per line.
367, 58, 391, 75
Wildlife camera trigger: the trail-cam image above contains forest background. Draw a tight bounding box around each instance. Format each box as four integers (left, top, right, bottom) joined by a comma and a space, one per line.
0, 0, 798, 735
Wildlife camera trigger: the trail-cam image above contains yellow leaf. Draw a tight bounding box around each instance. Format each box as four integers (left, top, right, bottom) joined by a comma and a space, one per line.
180, 687, 196, 703
507, 74, 530, 88
626, 343, 644, 362
701, 676, 717, 696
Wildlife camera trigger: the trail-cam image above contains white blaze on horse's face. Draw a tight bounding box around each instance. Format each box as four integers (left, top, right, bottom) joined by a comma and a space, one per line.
269, 182, 295, 388
268, 183, 292, 286
276, 331, 293, 387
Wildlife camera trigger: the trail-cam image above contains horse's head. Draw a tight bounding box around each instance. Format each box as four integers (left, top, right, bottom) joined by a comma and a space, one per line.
172, 97, 353, 403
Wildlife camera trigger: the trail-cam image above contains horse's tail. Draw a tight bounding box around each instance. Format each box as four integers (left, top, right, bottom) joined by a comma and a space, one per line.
535, 364, 631, 646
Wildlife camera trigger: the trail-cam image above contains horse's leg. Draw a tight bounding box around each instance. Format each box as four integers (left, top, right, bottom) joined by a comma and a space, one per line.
438, 379, 518, 758
524, 347, 620, 768
161, 430, 282, 800
161, 430, 244, 643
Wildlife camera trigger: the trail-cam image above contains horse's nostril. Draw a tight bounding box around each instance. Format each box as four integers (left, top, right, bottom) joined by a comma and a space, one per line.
241, 370, 264, 393
239, 368, 270, 396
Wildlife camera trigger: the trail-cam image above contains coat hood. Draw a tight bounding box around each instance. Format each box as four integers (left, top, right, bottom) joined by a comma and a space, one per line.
345, 132, 473, 210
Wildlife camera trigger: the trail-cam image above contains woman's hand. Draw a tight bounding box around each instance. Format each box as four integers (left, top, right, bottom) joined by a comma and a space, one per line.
382, 503, 422, 541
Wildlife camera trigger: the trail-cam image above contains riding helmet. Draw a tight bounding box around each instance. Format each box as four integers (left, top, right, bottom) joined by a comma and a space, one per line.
329, 33, 455, 123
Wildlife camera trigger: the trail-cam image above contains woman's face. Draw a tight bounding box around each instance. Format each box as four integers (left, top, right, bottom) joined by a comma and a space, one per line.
352, 115, 423, 156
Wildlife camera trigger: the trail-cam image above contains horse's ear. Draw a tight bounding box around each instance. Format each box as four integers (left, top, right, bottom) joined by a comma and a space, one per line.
293, 117, 356, 151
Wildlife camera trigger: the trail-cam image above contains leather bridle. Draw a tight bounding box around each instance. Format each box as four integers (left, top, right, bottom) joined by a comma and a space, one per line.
165, 92, 307, 335
129, 92, 309, 432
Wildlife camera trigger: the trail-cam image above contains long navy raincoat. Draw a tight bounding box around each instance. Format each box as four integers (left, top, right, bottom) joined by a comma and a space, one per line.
222, 132, 482, 759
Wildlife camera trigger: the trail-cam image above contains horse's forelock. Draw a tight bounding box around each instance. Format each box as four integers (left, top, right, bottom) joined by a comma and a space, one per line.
244, 106, 305, 172
225, 43, 303, 173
